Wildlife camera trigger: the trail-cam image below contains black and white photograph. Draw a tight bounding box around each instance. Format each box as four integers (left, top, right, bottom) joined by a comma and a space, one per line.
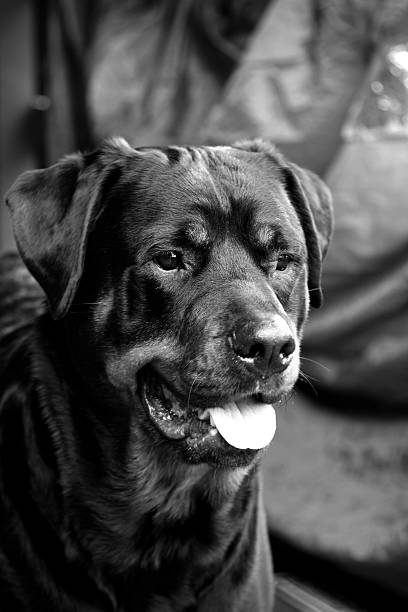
1, 1, 408, 610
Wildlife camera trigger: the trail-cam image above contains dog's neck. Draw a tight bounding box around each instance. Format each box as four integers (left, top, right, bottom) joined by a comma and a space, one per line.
28, 319, 262, 605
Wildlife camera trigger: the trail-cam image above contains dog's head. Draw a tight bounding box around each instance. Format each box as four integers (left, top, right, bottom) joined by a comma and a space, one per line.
6, 138, 332, 467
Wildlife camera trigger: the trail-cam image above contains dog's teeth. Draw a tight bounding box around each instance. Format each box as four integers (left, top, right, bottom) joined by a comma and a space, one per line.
198, 409, 210, 421
171, 400, 184, 417
210, 428, 217, 436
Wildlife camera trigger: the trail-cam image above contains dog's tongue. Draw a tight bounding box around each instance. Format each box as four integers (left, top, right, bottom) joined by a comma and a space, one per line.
208, 398, 276, 450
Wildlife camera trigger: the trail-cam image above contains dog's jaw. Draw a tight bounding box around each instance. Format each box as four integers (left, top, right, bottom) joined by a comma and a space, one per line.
142, 369, 278, 449
141, 367, 217, 440
134, 365, 286, 468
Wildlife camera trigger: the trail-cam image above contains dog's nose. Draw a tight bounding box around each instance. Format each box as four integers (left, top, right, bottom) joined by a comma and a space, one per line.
230, 319, 296, 374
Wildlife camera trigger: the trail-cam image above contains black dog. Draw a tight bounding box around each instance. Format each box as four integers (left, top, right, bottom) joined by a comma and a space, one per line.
0, 139, 332, 611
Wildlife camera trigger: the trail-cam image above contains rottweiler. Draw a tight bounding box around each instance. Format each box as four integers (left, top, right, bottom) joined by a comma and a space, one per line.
0, 139, 332, 611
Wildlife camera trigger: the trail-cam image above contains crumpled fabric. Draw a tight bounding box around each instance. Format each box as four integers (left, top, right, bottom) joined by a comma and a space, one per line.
88, 0, 268, 145
301, 42, 408, 408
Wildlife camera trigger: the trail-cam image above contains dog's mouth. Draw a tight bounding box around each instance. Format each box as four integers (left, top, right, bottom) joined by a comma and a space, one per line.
141, 369, 277, 451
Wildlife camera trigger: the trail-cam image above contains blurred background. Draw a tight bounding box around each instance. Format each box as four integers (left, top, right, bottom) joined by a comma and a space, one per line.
1, 1, 408, 610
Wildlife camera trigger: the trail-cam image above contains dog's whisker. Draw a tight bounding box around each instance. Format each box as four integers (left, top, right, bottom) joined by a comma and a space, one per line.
300, 356, 331, 372
299, 370, 321, 383
284, 389, 295, 407
70, 301, 104, 306
298, 370, 318, 397
186, 374, 200, 411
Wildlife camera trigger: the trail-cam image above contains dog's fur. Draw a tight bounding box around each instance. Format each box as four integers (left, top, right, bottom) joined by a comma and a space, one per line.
0, 139, 332, 611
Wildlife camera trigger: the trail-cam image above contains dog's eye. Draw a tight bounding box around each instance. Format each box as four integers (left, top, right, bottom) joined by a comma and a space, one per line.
276, 254, 292, 272
155, 251, 183, 271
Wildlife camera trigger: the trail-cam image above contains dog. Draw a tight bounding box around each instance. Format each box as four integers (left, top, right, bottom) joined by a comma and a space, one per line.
0, 138, 332, 611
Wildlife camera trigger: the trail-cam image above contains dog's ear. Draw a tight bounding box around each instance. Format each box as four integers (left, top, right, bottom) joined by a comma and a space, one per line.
5, 149, 122, 319
281, 161, 333, 308
234, 140, 333, 308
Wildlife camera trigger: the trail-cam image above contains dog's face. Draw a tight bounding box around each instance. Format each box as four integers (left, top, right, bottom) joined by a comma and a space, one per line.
6, 139, 332, 468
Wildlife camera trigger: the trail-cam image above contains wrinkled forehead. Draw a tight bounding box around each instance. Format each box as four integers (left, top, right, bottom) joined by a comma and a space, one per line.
118, 146, 303, 249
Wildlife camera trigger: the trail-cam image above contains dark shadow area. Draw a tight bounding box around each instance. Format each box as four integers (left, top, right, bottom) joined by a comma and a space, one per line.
271, 531, 408, 612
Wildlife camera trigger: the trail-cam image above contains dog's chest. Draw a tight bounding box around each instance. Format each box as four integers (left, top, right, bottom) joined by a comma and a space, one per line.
103, 473, 259, 611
